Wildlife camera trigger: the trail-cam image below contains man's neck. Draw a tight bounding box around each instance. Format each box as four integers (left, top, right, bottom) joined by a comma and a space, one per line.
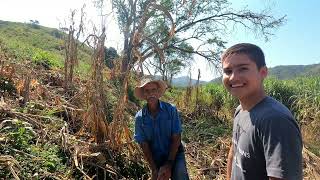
239, 90, 266, 111
147, 100, 160, 117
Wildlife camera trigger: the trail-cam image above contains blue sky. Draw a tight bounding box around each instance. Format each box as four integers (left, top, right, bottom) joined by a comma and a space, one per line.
0, 0, 319, 81
229, 0, 320, 67
184, 0, 320, 80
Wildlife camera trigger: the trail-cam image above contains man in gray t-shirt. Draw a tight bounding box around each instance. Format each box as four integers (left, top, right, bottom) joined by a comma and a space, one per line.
231, 97, 302, 180
221, 43, 303, 180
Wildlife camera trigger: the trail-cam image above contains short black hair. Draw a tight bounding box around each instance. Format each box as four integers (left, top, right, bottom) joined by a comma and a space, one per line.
222, 43, 266, 69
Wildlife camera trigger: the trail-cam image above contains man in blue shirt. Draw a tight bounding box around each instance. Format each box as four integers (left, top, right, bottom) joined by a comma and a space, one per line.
134, 77, 189, 180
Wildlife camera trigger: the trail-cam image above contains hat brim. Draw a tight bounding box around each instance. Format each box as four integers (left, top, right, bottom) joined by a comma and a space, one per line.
134, 80, 167, 100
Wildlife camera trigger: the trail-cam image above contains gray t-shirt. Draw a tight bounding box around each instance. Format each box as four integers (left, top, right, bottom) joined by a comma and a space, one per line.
231, 96, 302, 180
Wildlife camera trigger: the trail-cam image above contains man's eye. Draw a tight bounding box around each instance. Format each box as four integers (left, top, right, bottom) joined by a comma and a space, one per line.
239, 67, 248, 71
223, 69, 232, 75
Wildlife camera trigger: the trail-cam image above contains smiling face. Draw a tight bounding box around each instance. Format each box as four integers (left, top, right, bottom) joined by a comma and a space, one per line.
222, 53, 268, 102
143, 82, 160, 105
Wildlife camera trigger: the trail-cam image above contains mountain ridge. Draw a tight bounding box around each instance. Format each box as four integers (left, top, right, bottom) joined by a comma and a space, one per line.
208, 63, 320, 84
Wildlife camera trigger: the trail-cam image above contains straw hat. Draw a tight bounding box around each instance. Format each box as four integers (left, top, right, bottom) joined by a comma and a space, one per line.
134, 76, 167, 100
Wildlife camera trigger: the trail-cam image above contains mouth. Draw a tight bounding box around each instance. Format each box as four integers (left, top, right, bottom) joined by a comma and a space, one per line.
147, 96, 157, 101
230, 83, 245, 88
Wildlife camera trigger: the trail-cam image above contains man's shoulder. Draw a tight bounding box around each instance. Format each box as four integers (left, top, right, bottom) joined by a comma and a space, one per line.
160, 101, 177, 110
252, 97, 299, 131
253, 96, 293, 120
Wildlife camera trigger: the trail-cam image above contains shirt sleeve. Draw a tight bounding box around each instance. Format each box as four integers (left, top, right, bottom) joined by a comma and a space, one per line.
134, 111, 146, 144
261, 115, 302, 179
171, 106, 182, 135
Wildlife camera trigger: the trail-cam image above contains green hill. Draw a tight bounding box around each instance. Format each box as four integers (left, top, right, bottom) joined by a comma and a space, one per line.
268, 64, 320, 79
0, 20, 92, 74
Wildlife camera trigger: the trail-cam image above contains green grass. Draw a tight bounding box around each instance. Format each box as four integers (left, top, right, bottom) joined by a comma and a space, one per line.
182, 117, 231, 144
0, 119, 71, 179
0, 20, 92, 76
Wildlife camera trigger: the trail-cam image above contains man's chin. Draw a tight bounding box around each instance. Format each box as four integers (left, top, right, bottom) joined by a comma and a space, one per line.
230, 91, 245, 99
147, 97, 158, 103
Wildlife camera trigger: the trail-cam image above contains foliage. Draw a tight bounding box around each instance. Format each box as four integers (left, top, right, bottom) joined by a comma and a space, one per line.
32, 48, 62, 68
264, 77, 297, 109
29, 19, 40, 29
113, 153, 148, 179
182, 117, 231, 144
0, 119, 70, 179
268, 64, 320, 79
104, 47, 119, 69
0, 20, 92, 76
0, 76, 16, 95
112, 0, 286, 77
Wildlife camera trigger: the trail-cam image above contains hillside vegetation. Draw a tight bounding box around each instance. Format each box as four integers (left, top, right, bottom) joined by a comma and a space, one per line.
0, 20, 319, 179
268, 64, 320, 79
0, 20, 92, 75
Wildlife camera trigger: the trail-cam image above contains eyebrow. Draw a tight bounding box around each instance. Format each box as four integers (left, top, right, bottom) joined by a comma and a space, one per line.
235, 63, 250, 67
223, 63, 250, 69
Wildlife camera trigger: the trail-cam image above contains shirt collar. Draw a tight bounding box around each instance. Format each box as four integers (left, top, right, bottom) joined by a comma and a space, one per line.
144, 100, 164, 115
159, 100, 164, 110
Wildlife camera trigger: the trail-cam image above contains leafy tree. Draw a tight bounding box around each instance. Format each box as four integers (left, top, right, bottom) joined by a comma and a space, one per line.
147, 39, 193, 84
104, 47, 119, 69
29, 19, 40, 29
111, 0, 285, 79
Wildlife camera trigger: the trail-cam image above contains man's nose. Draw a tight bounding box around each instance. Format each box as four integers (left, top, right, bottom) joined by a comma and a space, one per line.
229, 71, 238, 81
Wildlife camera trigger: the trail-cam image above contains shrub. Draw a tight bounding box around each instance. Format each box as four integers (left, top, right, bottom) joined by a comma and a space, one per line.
0, 76, 16, 95
32, 48, 62, 68
264, 77, 298, 109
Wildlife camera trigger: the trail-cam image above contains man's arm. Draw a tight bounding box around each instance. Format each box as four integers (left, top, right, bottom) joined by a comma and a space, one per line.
140, 142, 158, 179
157, 134, 181, 180
226, 143, 233, 180
262, 114, 303, 180
167, 134, 181, 161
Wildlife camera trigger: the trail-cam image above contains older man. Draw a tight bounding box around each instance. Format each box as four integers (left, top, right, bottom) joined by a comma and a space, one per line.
134, 77, 189, 180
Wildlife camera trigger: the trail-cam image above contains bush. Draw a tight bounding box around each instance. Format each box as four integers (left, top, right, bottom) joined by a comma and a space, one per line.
32, 48, 62, 68
0, 76, 16, 95
0, 119, 70, 179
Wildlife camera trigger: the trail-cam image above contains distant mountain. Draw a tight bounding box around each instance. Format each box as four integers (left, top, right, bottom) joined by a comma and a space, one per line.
209, 63, 320, 83
268, 63, 320, 79
171, 76, 207, 87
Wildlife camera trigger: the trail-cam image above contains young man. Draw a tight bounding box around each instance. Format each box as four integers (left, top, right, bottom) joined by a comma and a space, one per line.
134, 77, 189, 180
222, 43, 303, 180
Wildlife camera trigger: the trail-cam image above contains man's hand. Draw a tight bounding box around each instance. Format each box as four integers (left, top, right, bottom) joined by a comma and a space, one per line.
157, 163, 172, 180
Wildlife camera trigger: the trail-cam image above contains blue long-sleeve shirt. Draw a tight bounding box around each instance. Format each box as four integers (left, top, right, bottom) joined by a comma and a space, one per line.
134, 101, 182, 163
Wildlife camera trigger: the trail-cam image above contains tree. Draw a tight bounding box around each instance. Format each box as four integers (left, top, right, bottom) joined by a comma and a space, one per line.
104, 47, 119, 69
147, 39, 193, 84
111, 0, 286, 77
29, 19, 40, 29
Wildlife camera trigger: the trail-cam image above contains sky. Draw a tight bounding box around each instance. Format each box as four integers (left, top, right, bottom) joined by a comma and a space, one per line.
0, 0, 319, 81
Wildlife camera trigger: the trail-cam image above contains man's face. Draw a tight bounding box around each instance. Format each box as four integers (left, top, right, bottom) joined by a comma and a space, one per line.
222, 53, 267, 101
143, 82, 160, 104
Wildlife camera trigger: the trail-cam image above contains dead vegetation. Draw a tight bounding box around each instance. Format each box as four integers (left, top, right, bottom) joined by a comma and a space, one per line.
0, 51, 148, 179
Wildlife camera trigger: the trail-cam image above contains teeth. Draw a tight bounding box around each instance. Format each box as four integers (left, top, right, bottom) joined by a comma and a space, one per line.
231, 84, 244, 88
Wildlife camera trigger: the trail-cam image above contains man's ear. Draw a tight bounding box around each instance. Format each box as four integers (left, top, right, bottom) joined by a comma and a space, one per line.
259, 66, 268, 79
